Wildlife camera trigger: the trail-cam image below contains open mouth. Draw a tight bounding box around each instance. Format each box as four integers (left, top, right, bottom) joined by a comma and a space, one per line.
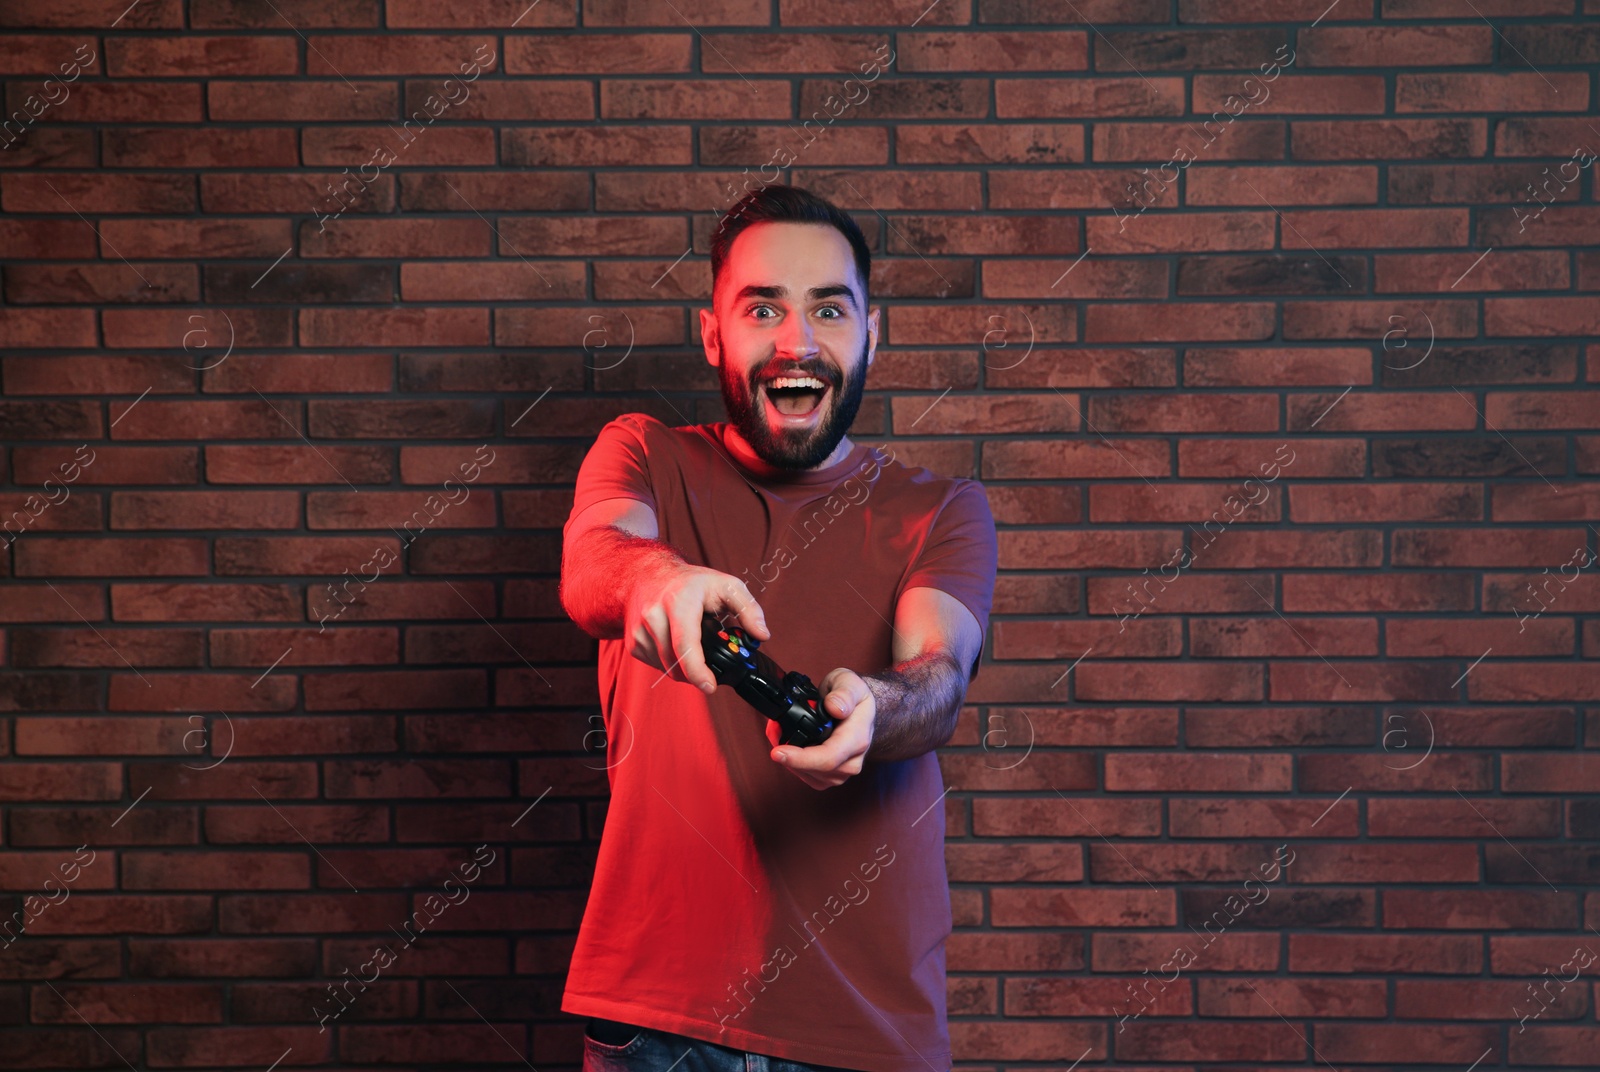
759, 373, 831, 423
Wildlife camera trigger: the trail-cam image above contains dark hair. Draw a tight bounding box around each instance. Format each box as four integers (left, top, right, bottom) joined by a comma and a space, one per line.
709, 184, 871, 306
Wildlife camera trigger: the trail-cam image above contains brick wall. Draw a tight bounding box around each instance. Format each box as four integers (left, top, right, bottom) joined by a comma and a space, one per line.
3, 1, 1599, 1068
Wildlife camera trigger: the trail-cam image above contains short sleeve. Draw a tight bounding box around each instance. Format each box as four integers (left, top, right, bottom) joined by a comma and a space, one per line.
563, 413, 659, 542
899, 479, 998, 682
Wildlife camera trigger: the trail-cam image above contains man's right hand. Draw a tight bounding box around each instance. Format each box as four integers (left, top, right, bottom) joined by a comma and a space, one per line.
624, 563, 769, 693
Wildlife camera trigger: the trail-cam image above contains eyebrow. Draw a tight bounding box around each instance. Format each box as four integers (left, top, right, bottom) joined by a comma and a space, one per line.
732, 283, 859, 312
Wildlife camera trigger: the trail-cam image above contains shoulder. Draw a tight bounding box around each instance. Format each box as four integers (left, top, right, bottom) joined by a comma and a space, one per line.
864, 444, 993, 520
594, 413, 710, 454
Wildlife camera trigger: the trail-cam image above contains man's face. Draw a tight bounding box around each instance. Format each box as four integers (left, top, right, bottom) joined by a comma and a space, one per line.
700, 221, 878, 470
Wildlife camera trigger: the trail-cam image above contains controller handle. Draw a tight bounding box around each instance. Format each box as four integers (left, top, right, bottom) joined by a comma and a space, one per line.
700, 612, 835, 748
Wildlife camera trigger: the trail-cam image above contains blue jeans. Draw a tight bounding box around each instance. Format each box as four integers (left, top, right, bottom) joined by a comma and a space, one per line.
582, 1019, 858, 1072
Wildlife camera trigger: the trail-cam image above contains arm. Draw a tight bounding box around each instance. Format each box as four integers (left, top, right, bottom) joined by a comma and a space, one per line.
861, 585, 982, 763
560, 496, 769, 685
772, 585, 984, 788
559, 497, 674, 639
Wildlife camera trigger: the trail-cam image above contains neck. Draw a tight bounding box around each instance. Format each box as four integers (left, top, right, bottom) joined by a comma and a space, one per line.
726, 427, 853, 473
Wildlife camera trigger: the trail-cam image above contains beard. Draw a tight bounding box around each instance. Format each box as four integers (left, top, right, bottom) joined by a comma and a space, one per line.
718, 337, 868, 470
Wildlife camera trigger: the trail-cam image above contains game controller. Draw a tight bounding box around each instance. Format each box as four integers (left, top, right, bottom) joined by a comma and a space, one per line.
701, 612, 835, 748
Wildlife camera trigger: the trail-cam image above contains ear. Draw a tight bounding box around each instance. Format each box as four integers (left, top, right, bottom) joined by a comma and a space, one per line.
866, 305, 880, 368
699, 307, 721, 368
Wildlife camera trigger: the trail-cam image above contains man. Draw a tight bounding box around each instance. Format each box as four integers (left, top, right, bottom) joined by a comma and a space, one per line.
558, 185, 997, 1072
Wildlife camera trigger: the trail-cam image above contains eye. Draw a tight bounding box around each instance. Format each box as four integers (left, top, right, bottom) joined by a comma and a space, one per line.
816, 304, 844, 319
748, 304, 777, 320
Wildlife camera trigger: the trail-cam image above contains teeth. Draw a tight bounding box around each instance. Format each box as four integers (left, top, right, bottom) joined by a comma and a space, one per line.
766, 376, 827, 390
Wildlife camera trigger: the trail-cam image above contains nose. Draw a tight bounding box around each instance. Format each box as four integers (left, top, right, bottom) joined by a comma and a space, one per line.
774, 309, 818, 360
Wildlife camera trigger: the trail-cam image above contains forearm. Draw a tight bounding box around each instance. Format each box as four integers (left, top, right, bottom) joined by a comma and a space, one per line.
560, 525, 686, 640
861, 649, 966, 763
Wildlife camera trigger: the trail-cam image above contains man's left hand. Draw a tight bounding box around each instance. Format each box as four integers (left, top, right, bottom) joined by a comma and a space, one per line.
767, 667, 875, 790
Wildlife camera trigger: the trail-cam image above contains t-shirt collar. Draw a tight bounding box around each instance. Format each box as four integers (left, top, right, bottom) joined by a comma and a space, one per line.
709, 423, 872, 485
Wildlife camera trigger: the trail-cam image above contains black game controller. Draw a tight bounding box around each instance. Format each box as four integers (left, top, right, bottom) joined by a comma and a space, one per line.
701, 612, 835, 747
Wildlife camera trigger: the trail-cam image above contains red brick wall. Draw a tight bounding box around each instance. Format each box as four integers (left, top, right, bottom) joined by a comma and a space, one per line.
3, 1, 1599, 1068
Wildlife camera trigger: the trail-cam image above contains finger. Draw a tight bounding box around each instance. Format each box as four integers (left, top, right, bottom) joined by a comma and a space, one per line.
670, 602, 717, 694
716, 579, 769, 641
630, 608, 668, 673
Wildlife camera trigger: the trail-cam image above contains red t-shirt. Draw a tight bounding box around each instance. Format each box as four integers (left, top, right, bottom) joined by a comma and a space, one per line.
560, 414, 997, 1072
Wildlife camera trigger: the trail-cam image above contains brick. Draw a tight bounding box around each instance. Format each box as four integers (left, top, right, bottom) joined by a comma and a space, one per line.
1186, 165, 1377, 206
0, 585, 105, 623
15, 445, 193, 487
781, 0, 966, 24
1086, 303, 1275, 342
1285, 390, 1476, 432
110, 491, 300, 530
4, 263, 200, 304
105, 36, 299, 76
1093, 120, 1284, 162
1192, 74, 1386, 115
1177, 254, 1367, 295
898, 122, 1082, 164
400, 261, 587, 302
1282, 299, 1476, 341
205, 446, 393, 485
505, 33, 688, 73
200, 172, 395, 215
300, 217, 493, 258
206, 263, 395, 306
0, 760, 121, 802
1485, 298, 1600, 337
305, 34, 495, 75
493, 216, 686, 257
306, 400, 495, 439
104, 127, 298, 168
1088, 211, 1276, 253
699, 33, 886, 72
400, 79, 591, 122
0, 673, 100, 712
1, 173, 194, 214
96, 219, 293, 259
324, 761, 512, 803
0, 0, 182, 26
304, 124, 495, 168
113, 584, 301, 622
109, 673, 297, 712
997, 78, 1184, 118
405, 624, 590, 665
1183, 348, 1372, 387
11, 630, 203, 672
402, 443, 565, 485
601, 80, 791, 120
304, 670, 486, 711
1278, 208, 1468, 248
398, 355, 581, 394
505, 125, 693, 167
16, 538, 208, 577
0, 311, 98, 349
305, 491, 495, 530
211, 628, 398, 667
11, 81, 202, 122
385, 0, 571, 25
1292, 118, 1485, 159
983, 259, 1163, 299
204, 355, 392, 395
206, 806, 387, 851
0, 490, 99, 534
207, 81, 397, 121
899, 31, 1087, 71
31, 981, 218, 1022
1298, 26, 1491, 67
15, 711, 200, 749
1397, 73, 1589, 113
110, 400, 302, 441
407, 533, 559, 574
299, 308, 488, 348
191, 0, 378, 27
304, 580, 494, 622
214, 537, 401, 577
